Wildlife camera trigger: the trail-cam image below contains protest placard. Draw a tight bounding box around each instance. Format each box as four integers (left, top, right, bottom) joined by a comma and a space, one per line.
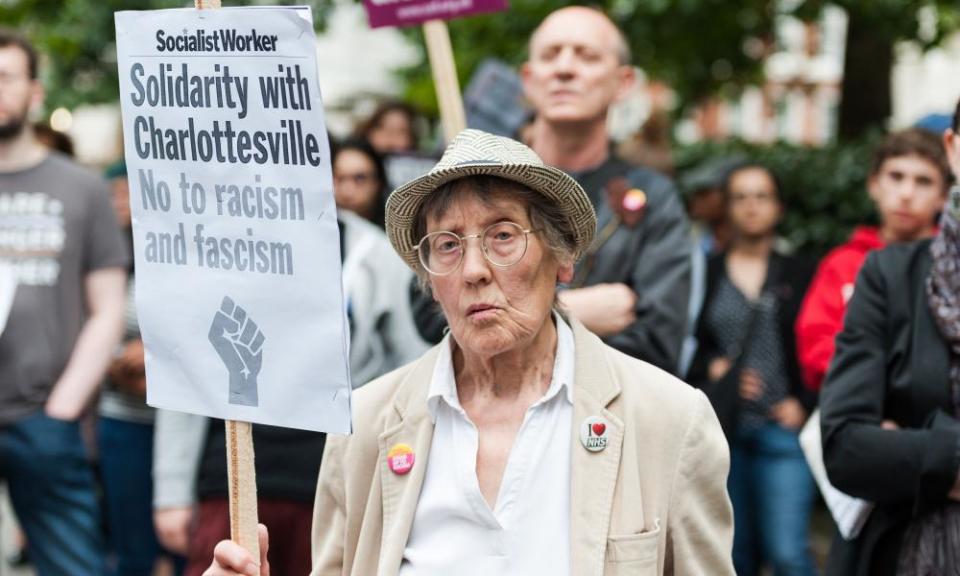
363, 0, 507, 29
384, 153, 440, 191
362, 1, 509, 141
464, 58, 527, 137
115, 7, 352, 435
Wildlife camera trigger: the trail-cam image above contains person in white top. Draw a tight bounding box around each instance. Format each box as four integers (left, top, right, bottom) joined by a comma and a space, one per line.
204, 130, 733, 576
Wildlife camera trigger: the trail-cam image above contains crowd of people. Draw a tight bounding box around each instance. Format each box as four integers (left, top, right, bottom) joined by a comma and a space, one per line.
1, 5, 960, 576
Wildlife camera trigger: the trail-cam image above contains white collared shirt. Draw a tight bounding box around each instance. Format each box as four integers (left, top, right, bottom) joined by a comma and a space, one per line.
399, 315, 575, 576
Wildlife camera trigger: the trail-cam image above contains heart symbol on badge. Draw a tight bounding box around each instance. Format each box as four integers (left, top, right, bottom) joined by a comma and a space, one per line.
592, 422, 606, 436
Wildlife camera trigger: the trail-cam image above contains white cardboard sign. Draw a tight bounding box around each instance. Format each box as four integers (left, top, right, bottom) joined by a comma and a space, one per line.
115, 7, 352, 433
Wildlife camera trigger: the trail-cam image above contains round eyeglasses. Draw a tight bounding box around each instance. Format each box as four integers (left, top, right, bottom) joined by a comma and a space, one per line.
417, 221, 538, 276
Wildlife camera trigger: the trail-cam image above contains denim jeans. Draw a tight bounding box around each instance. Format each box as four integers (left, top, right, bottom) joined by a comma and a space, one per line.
0, 410, 106, 575
99, 416, 185, 576
728, 421, 817, 576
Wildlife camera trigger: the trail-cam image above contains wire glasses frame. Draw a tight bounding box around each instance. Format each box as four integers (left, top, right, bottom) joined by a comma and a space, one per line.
417, 221, 539, 276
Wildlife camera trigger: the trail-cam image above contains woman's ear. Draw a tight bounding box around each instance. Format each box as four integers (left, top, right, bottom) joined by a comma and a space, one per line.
557, 260, 574, 284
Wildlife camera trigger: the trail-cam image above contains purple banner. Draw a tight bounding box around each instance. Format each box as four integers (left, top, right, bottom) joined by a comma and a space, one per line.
363, 0, 507, 29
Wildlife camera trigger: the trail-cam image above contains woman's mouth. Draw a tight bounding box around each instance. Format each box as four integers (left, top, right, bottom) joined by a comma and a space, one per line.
466, 304, 499, 319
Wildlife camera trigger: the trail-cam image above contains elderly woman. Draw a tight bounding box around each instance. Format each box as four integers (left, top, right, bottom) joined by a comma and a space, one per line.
206, 130, 733, 576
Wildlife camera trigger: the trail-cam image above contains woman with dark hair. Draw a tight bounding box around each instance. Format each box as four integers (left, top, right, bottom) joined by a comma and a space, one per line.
820, 101, 960, 575
331, 138, 388, 228
356, 101, 419, 155
689, 163, 818, 576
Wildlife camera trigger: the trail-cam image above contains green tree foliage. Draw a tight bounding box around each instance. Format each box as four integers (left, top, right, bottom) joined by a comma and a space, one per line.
4, 0, 958, 130
0, 0, 335, 113
401, 0, 776, 118
808, 0, 960, 47
819, 0, 960, 138
400, 0, 960, 135
0, 0, 183, 111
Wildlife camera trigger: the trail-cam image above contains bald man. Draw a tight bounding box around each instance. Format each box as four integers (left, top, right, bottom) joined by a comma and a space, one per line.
521, 7, 691, 373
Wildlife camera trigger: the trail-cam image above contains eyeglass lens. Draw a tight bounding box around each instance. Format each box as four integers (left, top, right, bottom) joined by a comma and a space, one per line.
419, 221, 529, 274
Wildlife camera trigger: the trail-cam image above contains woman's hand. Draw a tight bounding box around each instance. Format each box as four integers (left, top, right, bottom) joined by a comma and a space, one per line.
707, 357, 732, 382
949, 475, 960, 502
109, 340, 148, 397
770, 397, 806, 430
739, 368, 764, 401
154, 506, 194, 555
204, 524, 270, 576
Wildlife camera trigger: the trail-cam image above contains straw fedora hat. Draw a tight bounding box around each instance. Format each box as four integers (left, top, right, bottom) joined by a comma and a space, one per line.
385, 129, 597, 270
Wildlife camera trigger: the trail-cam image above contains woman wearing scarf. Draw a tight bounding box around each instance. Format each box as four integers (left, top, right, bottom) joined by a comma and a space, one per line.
820, 101, 960, 576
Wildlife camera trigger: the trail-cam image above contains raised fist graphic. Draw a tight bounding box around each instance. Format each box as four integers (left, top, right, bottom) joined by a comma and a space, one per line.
209, 296, 265, 407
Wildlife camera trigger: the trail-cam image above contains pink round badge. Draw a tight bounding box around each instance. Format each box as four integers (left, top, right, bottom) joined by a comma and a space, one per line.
622, 189, 647, 212
387, 443, 415, 475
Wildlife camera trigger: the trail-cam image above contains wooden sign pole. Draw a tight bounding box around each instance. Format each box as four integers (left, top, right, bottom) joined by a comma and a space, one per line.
195, 0, 261, 563
225, 419, 259, 558
422, 20, 466, 142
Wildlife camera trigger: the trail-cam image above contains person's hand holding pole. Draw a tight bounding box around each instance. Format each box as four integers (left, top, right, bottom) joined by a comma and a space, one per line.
204, 524, 270, 576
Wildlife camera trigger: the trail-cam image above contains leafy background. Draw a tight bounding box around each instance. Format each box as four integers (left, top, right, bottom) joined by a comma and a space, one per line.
1, 0, 954, 251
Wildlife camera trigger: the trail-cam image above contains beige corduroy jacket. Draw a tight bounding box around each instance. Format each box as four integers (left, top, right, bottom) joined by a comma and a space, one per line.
310, 320, 734, 576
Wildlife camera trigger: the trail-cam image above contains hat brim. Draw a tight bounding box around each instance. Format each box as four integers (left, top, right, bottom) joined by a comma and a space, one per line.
385, 161, 597, 270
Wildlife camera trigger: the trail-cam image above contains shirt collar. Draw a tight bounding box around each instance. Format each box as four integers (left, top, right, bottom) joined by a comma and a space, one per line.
427, 312, 575, 423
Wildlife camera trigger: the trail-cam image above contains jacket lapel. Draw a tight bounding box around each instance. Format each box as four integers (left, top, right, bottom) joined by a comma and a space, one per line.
376, 344, 441, 576
910, 253, 952, 411
569, 320, 627, 576
595, 198, 616, 238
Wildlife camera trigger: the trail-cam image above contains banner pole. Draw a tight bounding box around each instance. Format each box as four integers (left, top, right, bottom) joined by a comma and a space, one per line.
422, 19, 466, 142
225, 420, 259, 559
194, 0, 260, 563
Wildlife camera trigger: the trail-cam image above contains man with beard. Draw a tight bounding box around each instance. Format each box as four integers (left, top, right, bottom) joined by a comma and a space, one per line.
0, 30, 128, 575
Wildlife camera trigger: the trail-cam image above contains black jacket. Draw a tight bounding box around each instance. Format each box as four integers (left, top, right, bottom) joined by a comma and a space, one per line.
688, 250, 818, 414
572, 156, 691, 372
820, 240, 960, 576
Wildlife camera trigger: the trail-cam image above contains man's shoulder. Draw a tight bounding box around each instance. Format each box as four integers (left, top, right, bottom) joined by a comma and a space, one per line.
0, 153, 110, 204
340, 209, 384, 239
866, 239, 932, 281
341, 210, 411, 285
340, 211, 392, 257
34, 152, 105, 187
823, 238, 875, 267
807, 247, 864, 300
622, 163, 677, 198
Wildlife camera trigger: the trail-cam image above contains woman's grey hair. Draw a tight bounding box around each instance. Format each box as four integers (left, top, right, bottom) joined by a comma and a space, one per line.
411, 175, 578, 291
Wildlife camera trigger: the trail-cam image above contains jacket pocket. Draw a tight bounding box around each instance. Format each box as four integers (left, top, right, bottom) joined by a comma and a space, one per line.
605, 525, 660, 576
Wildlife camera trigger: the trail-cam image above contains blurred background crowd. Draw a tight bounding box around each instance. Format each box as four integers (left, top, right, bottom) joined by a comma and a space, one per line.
3, 1, 960, 576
